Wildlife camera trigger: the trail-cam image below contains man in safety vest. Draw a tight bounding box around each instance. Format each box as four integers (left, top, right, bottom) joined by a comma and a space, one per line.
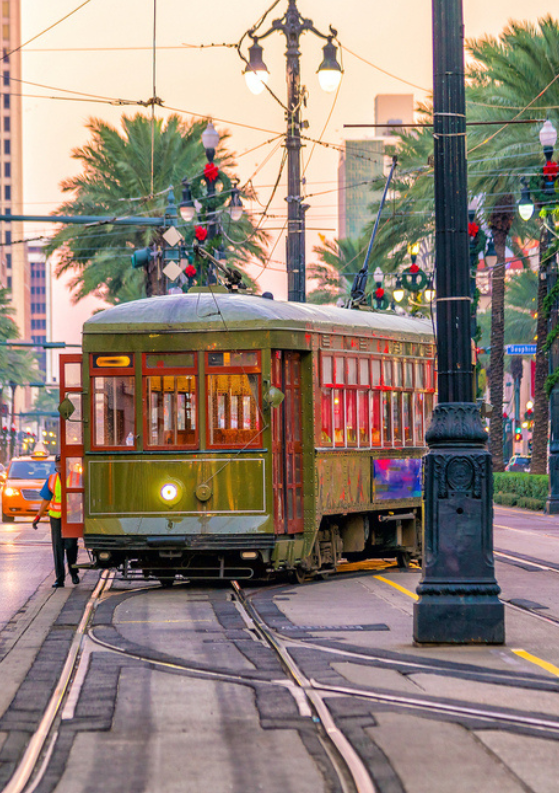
32, 454, 79, 588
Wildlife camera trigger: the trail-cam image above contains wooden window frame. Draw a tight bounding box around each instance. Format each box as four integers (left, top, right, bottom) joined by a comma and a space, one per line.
142, 352, 199, 451
205, 351, 262, 450
89, 354, 136, 452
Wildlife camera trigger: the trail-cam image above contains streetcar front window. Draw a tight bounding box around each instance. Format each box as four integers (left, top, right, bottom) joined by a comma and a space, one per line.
93, 376, 135, 448
146, 375, 197, 448
206, 351, 262, 448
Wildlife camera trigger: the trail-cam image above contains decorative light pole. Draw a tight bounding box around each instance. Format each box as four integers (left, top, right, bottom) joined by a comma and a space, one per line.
413, 0, 504, 643
242, 0, 342, 302
517, 120, 559, 509
179, 122, 245, 288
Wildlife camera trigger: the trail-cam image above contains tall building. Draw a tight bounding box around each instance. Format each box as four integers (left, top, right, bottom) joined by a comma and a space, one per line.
374, 94, 414, 136
338, 95, 415, 241
0, 0, 29, 339
338, 140, 384, 241
28, 243, 47, 377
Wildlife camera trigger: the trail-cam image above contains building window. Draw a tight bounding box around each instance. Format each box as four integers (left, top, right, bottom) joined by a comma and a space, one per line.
2, 2, 9, 18
2, 93, 8, 109
4, 139, 9, 154
6, 275, 10, 288
6, 252, 10, 268
3, 116, 9, 132
5, 229, 10, 244
4, 184, 10, 200
2, 70, 8, 86
2, 24, 9, 41
4, 161, 9, 178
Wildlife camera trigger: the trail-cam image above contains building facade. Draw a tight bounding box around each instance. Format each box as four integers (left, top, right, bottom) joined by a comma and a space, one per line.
1, 0, 29, 339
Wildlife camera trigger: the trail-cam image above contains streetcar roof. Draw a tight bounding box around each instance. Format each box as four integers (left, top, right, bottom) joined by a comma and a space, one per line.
84, 292, 434, 339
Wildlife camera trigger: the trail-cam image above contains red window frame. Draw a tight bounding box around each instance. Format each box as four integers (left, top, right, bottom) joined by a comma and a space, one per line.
142, 353, 199, 450
205, 350, 262, 450
89, 354, 136, 452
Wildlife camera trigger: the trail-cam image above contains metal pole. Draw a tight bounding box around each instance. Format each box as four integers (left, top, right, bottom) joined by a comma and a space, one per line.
413, 0, 504, 643
546, 222, 559, 512
285, 0, 304, 303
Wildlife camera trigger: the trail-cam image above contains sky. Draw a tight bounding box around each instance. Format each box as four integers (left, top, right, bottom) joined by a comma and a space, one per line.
19, 0, 559, 306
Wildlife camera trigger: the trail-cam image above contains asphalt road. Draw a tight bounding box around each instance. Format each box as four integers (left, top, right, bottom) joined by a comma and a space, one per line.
1, 506, 559, 793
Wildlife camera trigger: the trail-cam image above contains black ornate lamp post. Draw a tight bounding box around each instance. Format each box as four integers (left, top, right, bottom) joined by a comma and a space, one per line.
242, 0, 341, 302
413, 0, 504, 643
517, 120, 559, 510
179, 122, 245, 288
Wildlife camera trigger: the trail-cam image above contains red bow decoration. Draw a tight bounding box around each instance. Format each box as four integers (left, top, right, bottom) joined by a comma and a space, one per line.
185, 264, 197, 278
195, 226, 208, 241
544, 160, 559, 179
204, 162, 219, 182
374, 287, 385, 299
468, 221, 479, 237
409, 262, 419, 274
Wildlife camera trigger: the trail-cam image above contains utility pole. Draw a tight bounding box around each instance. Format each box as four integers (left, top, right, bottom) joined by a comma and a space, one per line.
413, 0, 504, 643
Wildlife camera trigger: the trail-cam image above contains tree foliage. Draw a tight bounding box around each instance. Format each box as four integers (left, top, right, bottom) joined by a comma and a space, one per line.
46, 114, 268, 304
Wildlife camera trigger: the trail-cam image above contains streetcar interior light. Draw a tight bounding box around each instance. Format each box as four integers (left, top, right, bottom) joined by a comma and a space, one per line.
241, 551, 259, 560
160, 483, 178, 502
99, 551, 111, 561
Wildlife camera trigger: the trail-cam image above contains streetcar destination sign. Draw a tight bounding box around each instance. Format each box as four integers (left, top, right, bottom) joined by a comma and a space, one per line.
505, 344, 536, 355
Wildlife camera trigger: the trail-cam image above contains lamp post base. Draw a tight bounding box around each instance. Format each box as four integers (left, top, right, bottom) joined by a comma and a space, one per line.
413, 593, 504, 644
413, 403, 505, 645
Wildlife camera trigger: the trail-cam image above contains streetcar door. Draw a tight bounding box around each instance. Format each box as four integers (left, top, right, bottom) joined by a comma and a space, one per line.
59, 354, 84, 539
271, 351, 304, 534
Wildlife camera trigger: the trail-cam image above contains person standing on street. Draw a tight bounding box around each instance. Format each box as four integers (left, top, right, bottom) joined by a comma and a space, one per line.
32, 454, 79, 588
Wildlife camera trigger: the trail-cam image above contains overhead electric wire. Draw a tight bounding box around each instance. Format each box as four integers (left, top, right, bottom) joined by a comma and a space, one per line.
2, 0, 93, 63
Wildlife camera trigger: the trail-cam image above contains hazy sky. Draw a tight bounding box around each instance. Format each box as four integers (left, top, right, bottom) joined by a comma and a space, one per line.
20, 0, 559, 298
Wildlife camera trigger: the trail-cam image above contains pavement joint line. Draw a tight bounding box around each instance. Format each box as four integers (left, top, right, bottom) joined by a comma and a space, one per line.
511, 649, 559, 678
375, 576, 418, 601
114, 618, 214, 624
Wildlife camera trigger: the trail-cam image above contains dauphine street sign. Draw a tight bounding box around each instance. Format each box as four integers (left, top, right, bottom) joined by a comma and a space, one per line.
505, 344, 537, 355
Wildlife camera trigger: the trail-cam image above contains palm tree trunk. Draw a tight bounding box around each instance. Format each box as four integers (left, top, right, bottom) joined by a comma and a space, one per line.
532, 224, 550, 475
489, 244, 506, 471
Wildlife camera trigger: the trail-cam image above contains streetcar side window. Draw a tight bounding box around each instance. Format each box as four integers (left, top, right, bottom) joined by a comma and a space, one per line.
206, 351, 262, 448
92, 376, 135, 448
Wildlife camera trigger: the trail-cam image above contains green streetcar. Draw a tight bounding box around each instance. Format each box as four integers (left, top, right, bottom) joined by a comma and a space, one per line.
58, 288, 436, 583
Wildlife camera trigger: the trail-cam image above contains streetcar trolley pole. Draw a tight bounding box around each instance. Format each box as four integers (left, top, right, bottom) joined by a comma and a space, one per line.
413, 0, 504, 643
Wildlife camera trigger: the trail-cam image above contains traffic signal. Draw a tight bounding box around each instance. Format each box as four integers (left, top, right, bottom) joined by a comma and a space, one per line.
131, 246, 155, 269
514, 427, 522, 442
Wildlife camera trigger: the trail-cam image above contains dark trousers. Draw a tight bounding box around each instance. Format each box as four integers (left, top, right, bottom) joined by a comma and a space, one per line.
50, 515, 78, 584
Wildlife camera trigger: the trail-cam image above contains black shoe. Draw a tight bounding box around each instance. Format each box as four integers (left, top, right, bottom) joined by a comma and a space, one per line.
52, 581, 64, 588
71, 574, 80, 585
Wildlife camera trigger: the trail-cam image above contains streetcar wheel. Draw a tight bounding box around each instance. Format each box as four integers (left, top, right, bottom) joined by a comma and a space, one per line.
397, 552, 411, 570
290, 567, 307, 585
2, 512, 14, 523
157, 575, 175, 588
317, 568, 336, 581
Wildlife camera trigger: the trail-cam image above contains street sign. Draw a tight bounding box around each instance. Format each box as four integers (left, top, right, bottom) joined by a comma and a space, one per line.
505, 344, 537, 355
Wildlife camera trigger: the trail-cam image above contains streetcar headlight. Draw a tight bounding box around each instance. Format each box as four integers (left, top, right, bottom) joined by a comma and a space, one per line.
160, 483, 178, 501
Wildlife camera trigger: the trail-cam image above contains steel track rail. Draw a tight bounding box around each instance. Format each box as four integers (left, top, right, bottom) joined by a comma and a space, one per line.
231, 582, 377, 793
3, 572, 113, 793
238, 586, 559, 739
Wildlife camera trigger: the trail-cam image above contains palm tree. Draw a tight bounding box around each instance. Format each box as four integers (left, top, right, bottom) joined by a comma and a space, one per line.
46, 114, 268, 304
307, 235, 368, 304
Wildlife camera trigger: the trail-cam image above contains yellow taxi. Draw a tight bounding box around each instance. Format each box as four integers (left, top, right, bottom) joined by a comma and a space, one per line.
1, 449, 56, 522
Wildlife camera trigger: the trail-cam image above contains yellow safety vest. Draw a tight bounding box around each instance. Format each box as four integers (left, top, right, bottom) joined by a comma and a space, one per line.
47, 473, 62, 518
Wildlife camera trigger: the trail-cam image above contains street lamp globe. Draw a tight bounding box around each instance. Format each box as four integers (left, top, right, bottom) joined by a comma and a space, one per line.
227, 182, 245, 222
179, 179, 196, 223
317, 40, 342, 93
485, 235, 498, 269
424, 278, 436, 303
518, 178, 534, 222
244, 41, 270, 95
539, 120, 557, 149
393, 276, 405, 304
201, 121, 220, 153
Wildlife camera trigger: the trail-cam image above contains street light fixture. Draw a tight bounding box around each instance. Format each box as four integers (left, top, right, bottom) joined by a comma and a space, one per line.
518, 177, 535, 221
242, 0, 341, 302
244, 41, 270, 95
517, 119, 559, 508
485, 235, 498, 270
